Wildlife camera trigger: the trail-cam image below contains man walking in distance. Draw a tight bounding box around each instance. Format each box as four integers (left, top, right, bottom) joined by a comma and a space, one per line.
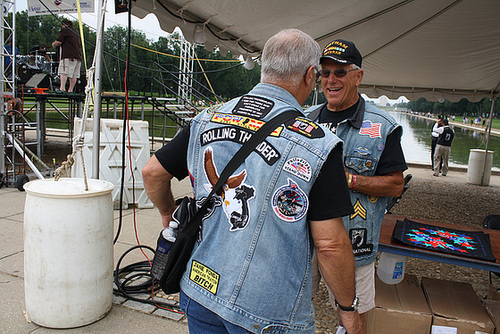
52, 19, 82, 93
306, 39, 407, 332
143, 30, 363, 334
433, 119, 454, 176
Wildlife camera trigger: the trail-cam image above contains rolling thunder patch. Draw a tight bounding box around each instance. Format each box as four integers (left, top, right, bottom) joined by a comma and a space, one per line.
200, 127, 281, 165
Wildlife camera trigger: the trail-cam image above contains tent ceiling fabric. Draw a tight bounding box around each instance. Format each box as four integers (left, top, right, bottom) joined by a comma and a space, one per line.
132, 0, 500, 102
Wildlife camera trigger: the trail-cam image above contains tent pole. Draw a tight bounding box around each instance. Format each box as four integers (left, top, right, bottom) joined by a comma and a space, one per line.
92, 0, 105, 179
480, 94, 496, 185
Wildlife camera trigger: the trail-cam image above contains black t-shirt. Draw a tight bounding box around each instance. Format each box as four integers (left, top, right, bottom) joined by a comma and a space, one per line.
155, 125, 354, 221
317, 103, 407, 175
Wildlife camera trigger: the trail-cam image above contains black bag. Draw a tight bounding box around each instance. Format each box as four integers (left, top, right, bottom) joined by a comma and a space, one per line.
159, 196, 200, 294
158, 110, 300, 294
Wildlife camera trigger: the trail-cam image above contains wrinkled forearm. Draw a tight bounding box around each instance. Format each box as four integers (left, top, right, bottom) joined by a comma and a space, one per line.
311, 218, 356, 307
347, 170, 404, 197
142, 155, 176, 227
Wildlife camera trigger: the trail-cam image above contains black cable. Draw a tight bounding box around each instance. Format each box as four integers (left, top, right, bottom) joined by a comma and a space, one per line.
113, 245, 182, 311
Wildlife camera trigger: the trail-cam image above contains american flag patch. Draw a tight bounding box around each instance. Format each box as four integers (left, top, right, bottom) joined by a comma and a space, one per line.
359, 120, 382, 138
283, 157, 312, 181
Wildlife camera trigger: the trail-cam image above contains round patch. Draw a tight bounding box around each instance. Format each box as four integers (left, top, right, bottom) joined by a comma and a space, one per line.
377, 143, 384, 151
272, 179, 309, 222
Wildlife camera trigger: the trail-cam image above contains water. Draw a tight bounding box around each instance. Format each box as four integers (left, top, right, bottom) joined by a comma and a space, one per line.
387, 111, 500, 171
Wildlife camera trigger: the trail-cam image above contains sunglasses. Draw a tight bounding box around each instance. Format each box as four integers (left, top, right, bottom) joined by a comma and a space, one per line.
319, 68, 358, 79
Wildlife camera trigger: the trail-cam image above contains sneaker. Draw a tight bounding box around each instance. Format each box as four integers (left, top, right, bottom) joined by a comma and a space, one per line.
433, 173, 439, 177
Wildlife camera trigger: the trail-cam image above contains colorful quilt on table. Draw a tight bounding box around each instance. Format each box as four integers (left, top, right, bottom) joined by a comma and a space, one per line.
392, 219, 496, 262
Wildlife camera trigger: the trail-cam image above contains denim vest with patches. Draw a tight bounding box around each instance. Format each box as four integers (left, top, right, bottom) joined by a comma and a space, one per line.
180, 83, 342, 333
306, 98, 401, 266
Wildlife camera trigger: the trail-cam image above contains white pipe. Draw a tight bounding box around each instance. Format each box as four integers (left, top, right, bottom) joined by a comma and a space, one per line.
5, 132, 44, 179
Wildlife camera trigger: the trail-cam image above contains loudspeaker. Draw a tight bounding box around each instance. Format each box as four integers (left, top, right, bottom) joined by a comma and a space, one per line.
25, 73, 51, 89
74, 73, 87, 93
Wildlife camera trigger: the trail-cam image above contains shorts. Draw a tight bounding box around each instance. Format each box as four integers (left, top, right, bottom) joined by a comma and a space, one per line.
312, 252, 376, 314
58, 58, 81, 78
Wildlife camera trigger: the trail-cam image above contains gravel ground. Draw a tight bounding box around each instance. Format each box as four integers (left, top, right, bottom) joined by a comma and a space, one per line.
313, 176, 500, 333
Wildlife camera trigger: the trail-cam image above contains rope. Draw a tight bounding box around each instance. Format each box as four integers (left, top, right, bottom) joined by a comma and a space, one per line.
53, 0, 108, 191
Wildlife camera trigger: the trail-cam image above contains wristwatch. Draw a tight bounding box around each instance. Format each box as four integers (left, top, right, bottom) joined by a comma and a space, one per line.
335, 296, 359, 312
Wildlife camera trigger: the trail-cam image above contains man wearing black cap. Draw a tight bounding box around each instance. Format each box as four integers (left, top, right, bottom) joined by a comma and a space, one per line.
306, 39, 407, 332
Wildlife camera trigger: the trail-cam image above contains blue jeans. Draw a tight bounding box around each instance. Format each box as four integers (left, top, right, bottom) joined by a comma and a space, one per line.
180, 290, 251, 334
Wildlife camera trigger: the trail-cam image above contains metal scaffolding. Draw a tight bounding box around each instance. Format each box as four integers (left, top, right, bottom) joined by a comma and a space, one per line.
177, 37, 194, 106
0, 0, 16, 184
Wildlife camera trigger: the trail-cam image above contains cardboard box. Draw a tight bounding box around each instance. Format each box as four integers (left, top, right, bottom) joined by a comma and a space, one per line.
484, 285, 500, 334
366, 275, 432, 334
422, 277, 495, 334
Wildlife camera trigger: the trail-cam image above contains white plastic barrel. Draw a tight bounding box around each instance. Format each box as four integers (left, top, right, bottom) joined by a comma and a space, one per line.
467, 149, 494, 186
23, 178, 114, 328
376, 252, 405, 285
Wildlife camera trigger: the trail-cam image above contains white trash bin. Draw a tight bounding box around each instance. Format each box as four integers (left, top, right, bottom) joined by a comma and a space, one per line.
24, 178, 114, 328
467, 149, 494, 186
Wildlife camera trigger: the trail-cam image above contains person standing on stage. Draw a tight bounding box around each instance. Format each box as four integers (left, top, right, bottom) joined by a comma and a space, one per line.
52, 19, 82, 93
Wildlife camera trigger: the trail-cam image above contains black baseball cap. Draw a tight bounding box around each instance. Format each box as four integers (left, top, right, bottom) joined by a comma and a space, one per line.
321, 39, 362, 68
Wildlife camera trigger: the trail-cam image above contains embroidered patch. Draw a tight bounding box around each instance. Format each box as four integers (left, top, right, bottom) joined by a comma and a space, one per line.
354, 147, 372, 155
359, 120, 382, 138
204, 147, 255, 231
377, 143, 384, 151
284, 117, 325, 138
350, 199, 367, 220
200, 127, 281, 165
368, 195, 378, 203
349, 228, 374, 257
272, 179, 308, 222
283, 157, 312, 182
204, 103, 224, 114
211, 113, 283, 137
232, 95, 274, 119
189, 260, 220, 295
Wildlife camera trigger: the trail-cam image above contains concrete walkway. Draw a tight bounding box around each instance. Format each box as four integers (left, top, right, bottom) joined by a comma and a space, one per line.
1, 166, 499, 333
0, 177, 192, 334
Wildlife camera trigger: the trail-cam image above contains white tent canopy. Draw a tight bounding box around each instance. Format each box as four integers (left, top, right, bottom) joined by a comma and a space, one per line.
132, 0, 500, 102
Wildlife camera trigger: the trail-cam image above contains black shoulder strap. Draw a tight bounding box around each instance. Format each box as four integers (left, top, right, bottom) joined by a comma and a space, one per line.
184, 109, 300, 235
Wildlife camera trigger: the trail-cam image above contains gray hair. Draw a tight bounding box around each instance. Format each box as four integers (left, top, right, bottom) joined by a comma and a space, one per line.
261, 29, 321, 86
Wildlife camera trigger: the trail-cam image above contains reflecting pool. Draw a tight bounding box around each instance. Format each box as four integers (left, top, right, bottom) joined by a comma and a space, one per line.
387, 111, 500, 171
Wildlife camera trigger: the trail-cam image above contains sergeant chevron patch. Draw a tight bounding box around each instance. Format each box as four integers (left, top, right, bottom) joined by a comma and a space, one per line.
350, 199, 367, 220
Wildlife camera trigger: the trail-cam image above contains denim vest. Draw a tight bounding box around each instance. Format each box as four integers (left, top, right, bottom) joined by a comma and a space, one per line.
181, 83, 342, 333
306, 98, 401, 266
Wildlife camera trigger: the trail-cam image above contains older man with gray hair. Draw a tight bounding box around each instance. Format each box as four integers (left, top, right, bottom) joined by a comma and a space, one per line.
143, 29, 362, 334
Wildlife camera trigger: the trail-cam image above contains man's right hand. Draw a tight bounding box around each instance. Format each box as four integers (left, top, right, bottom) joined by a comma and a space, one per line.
338, 309, 365, 334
